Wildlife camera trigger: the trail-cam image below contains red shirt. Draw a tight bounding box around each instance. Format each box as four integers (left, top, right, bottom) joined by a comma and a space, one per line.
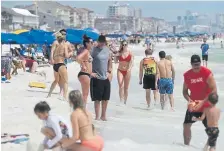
184, 66, 211, 112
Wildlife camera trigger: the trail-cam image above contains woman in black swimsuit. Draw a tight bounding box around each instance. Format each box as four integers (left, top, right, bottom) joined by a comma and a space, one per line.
76, 35, 93, 107
47, 32, 72, 101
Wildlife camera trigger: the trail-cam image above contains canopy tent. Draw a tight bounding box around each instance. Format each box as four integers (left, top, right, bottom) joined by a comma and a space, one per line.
1, 33, 31, 44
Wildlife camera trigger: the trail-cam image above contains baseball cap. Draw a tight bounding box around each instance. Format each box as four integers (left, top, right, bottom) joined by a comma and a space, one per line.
98, 35, 106, 43
191, 54, 201, 63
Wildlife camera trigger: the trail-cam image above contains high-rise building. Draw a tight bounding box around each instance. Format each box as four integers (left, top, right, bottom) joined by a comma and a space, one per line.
216, 14, 224, 27
107, 2, 131, 17
133, 8, 142, 18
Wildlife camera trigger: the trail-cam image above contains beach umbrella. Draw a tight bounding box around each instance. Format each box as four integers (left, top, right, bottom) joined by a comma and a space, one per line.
13, 29, 29, 34
66, 34, 82, 44
1, 33, 31, 44
84, 28, 100, 34
66, 28, 99, 41
19, 30, 55, 44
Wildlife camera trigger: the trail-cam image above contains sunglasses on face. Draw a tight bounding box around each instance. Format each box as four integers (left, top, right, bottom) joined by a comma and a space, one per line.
123, 44, 127, 46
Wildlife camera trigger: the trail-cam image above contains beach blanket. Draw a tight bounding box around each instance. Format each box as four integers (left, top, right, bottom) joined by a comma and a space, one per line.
1, 133, 29, 144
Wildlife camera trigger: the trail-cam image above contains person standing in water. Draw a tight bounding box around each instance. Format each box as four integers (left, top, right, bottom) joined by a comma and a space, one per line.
76, 35, 93, 108
157, 51, 175, 110
182, 54, 217, 146
116, 40, 134, 105
192, 93, 220, 151
47, 32, 73, 101
90, 35, 112, 121
139, 49, 159, 109
221, 41, 223, 48
201, 39, 209, 67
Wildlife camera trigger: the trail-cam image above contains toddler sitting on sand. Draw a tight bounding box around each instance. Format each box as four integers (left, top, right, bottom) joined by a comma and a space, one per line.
34, 101, 72, 150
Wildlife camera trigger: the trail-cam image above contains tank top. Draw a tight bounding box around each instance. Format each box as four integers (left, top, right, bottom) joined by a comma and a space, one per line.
143, 57, 157, 75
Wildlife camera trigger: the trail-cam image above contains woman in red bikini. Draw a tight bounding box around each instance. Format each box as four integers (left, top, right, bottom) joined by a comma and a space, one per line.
116, 40, 134, 105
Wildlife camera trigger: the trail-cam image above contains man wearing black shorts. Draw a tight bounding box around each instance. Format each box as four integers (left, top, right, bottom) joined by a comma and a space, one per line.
90, 35, 112, 121
182, 55, 217, 145
139, 49, 159, 108
201, 39, 209, 67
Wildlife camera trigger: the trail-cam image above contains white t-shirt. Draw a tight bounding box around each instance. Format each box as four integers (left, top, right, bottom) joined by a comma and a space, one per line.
42, 114, 72, 148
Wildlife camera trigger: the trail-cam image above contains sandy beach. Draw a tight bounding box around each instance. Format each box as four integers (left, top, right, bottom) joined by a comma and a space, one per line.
1, 41, 224, 151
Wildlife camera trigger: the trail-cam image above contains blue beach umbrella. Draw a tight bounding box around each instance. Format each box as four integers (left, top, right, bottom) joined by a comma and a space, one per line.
1, 33, 31, 44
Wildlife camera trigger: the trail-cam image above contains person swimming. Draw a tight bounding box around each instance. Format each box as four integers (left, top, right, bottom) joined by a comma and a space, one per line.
34, 101, 72, 150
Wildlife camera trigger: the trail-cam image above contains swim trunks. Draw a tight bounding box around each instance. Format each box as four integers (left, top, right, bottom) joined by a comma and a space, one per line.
183, 110, 207, 127
158, 78, 173, 94
205, 127, 219, 147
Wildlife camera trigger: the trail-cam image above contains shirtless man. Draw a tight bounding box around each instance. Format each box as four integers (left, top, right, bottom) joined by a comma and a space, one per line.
157, 51, 175, 110
192, 93, 220, 151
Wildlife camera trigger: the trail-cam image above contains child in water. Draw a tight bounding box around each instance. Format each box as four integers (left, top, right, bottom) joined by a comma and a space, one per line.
192, 93, 221, 151
34, 101, 72, 150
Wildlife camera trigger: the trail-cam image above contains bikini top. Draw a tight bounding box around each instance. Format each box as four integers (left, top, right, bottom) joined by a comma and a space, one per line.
119, 53, 132, 62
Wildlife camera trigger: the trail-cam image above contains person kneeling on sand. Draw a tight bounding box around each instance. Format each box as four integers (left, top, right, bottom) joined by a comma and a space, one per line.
192, 93, 220, 151
34, 101, 72, 150
57, 90, 104, 151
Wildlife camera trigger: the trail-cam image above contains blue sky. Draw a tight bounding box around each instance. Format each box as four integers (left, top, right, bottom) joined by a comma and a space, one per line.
2, 1, 224, 21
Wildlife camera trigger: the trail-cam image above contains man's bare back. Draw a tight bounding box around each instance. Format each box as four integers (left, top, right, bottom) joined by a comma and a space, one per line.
157, 59, 174, 78
204, 106, 220, 127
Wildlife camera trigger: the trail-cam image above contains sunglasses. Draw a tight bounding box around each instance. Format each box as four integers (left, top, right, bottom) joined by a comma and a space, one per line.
123, 44, 127, 46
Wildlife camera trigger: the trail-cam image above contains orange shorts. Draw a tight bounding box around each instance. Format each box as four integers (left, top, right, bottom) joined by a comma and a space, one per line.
81, 135, 104, 151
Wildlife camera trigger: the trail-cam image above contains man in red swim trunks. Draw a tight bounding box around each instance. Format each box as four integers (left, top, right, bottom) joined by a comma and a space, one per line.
182, 54, 217, 145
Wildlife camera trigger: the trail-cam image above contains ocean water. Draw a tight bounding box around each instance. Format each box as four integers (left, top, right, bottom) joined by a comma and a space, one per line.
1, 42, 223, 151
98, 42, 224, 151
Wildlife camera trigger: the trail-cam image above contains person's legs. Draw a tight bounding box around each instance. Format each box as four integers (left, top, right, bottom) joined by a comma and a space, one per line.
101, 79, 111, 121
153, 90, 158, 105
205, 55, 208, 68
123, 71, 131, 104
90, 78, 103, 120
31, 62, 38, 73
203, 139, 209, 151
166, 78, 174, 110
47, 70, 60, 98
21, 60, 26, 72
58, 77, 63, 95
183, 123, 192, 145
159, 79, 166, 110
94, 101, 101, 120
117, 70, 124, 103
145, 89, 151, 107
41, 127, 56, 139
101, 101, 108, 121
58, 65, 68, 100
79, 75, 90, 107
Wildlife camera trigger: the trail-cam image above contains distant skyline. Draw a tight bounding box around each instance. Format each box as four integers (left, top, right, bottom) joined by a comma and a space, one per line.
2, 1, 224, 21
